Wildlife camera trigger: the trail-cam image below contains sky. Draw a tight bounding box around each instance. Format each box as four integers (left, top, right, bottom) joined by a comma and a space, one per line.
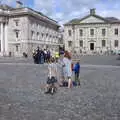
1, 0, 120, 25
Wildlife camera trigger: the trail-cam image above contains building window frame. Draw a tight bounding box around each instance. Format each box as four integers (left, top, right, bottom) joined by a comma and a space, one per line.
102, 40, 106, 47
16, 45, 18, 52
15, 21, 18, 26
115, 28, 118, 35
31, 30, 34, 40
90, 29, 94, 36
16, 31, 19, 38
37, 32, 39, 40
79, 40, 83, 47
102, 29, 106, 36
68, 30, 72, 36
114, 40, 119, 47
68, 41, 72, 47
79, 29, 83, 36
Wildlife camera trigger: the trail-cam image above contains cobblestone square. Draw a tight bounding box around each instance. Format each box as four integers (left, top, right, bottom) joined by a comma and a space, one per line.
0, 56, 120, 120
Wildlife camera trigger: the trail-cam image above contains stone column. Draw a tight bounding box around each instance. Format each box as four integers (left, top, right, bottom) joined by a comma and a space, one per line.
0, 22, 4, 54
5, 23, 8, 55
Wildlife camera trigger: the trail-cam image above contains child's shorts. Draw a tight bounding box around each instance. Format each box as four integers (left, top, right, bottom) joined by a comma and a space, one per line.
47, 76, 57, 84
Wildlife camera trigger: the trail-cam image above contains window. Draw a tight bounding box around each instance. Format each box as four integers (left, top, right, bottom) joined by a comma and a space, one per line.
37, 24, 39, 29
16, 32, 19, 38
32, 24, 35, 28
80, 40, 83, 47
46, 33, 48, 37
41, 33, 44, 38
0, 40, 1, 52
68, 41, 72, 47
16, 45, 18, 52
115, 28, 118, 35
102, 29, 106, 36
31, 31, 34, 39
102, 40, 106, 47
68, 30, 71, 36
37, 32, 39, 40
90, 29, 94, 36
15, 21, 18, 26
79, 29, 83, 36
114, 40, 119, 47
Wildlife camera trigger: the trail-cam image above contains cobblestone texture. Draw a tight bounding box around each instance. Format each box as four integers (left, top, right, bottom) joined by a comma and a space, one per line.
0, 56, 120, 120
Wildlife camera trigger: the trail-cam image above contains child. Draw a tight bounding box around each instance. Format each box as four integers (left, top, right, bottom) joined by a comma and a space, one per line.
73, 61, 80, 86
45, 57, 58, 94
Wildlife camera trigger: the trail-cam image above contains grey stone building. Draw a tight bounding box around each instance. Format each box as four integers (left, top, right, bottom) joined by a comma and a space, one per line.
0, 1, 62, 57
64, 9, 120, 55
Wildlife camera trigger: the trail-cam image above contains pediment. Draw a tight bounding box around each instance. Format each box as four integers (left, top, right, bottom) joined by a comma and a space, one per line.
80, 15, 106, 23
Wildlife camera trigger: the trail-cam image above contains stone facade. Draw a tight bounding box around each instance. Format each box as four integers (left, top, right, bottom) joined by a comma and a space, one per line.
64, 9, 120, 55
0, 2, 62, 57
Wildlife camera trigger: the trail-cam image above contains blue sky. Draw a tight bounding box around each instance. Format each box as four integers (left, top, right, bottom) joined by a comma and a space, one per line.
2, 0, 120, 25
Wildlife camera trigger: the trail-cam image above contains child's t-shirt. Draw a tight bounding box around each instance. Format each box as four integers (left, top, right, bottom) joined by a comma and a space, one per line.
74, 63, 80, 73
48, 63, 57, 78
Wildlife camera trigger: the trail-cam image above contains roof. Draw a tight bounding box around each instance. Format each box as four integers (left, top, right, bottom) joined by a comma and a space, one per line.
105, 17, 120, 23
64, 12, 120, 25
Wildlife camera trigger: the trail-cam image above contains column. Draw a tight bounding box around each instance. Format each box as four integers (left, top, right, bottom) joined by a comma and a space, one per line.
0, 22, 3, 54
5, 23, 8, 55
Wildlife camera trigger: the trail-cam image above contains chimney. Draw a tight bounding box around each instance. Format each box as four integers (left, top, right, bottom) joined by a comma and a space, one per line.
16, 0, 23, 8
90, 8, 96, 15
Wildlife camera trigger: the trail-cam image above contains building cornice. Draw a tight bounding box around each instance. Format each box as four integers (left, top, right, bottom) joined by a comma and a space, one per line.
64, 22, 120, 26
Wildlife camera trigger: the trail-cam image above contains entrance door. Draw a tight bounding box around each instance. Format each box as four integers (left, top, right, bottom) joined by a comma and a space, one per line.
90, 43, 94, 50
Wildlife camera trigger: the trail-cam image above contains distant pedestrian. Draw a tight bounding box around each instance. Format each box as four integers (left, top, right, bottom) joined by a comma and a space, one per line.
32, 49, 37, 64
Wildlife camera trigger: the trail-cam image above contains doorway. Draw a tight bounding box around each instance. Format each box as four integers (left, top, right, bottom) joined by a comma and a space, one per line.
90, 43, 94, 50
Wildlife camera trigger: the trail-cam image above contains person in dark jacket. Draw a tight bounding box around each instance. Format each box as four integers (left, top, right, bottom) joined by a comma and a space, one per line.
73, 61, 80, 86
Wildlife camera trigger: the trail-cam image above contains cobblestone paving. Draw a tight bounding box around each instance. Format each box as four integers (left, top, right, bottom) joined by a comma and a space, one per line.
0, 63, 120, 120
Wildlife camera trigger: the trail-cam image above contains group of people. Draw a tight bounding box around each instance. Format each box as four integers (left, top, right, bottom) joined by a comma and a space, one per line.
32, 47, 51, 64
45, 50, 80, 94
